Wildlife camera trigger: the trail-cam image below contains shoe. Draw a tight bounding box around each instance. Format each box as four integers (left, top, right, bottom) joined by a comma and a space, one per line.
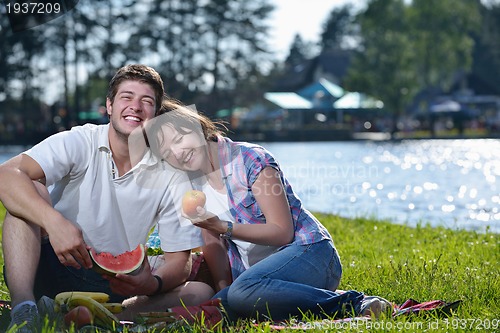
168, 298, 224, 328
38, 295, 67, 329
37, 296, 57, 320
360, 296, 393, 318
7, 302, 40, 332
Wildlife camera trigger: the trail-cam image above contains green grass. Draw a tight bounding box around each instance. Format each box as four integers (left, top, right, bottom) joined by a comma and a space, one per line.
0, 203, 499, 332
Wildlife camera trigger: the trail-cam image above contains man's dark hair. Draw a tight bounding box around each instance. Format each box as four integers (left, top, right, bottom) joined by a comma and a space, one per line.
107, 64, 165, 115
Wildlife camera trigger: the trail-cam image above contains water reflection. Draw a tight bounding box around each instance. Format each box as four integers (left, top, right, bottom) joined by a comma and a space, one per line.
262, 139, 499, 233
1, 140, 498, 233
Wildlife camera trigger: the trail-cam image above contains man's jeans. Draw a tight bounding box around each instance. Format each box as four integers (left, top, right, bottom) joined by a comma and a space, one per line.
214, 240, 363, 321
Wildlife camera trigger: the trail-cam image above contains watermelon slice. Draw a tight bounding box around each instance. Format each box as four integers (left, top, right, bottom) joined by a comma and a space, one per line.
89, 244, 145, 275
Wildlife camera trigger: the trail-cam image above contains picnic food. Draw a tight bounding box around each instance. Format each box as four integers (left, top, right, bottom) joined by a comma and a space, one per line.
101, 302, 127, 313
55, 291, 120, 329
89, 244, 145, 275
182, 190, 206, 217
63, 305, 93, 328
55, 291, 110, 304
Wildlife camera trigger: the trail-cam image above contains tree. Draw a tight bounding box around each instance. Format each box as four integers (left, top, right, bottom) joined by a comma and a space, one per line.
199, 0, 275, 106
408, 0, 480, 90
344, 0, 415, 133
471, 1, 500, 94
344, 0, 481, 134
125, 0, 275, 113
0, 14, 19, 100
284, 34, 313, 69
320, 4, 358, 51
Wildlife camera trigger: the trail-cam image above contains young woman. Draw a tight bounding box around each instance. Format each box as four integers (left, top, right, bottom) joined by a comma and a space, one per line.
146, 101, 381, 322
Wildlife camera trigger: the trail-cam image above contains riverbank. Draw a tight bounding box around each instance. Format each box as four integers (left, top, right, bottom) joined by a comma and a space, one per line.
0, 204, 498, 332
229, 127, 499, 142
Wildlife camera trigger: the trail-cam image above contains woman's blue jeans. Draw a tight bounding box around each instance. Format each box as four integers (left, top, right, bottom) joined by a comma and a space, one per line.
213, 239, 363, 321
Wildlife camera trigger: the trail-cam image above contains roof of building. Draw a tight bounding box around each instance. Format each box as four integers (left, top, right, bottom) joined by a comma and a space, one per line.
263, 92, 313, 109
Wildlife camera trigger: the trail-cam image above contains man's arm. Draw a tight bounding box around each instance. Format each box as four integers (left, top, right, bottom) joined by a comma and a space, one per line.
154, 250, 192, 292
106, 250, 192, 296
0, 154, 54, 226
0, 154, 92, 269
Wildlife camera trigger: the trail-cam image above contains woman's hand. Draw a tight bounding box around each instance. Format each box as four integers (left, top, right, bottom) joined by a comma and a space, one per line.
184, 207, 227, 235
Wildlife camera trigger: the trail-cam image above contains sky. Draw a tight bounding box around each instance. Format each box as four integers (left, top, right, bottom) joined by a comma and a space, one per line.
268, 0, 365, 59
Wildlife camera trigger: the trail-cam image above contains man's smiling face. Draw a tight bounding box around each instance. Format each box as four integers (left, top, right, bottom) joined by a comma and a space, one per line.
107, 80, 156, 139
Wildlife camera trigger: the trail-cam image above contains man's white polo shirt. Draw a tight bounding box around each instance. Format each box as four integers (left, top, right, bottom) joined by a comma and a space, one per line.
25, 123, 202, 255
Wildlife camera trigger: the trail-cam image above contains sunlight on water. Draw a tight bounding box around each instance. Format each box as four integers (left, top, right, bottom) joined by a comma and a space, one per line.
1, 140, 499, 233
263, 139, 499, 233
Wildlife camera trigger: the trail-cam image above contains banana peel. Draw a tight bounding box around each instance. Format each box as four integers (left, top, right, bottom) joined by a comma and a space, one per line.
101, 302, 127, 314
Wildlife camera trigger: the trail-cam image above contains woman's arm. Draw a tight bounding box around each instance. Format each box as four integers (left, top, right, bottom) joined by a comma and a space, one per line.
234, 166, 295, 246
191, 167, 294, 246
201, 229, 232, 292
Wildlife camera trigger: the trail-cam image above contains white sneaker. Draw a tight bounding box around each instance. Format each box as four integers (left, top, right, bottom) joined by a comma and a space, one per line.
360, 296, 393, 318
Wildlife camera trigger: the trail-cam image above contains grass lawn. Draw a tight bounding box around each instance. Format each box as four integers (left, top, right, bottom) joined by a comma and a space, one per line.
0, 203, 498, 332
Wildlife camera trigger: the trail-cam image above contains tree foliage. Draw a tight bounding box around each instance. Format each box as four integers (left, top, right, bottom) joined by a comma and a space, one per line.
284, 34, 312, 69
343, 0, 481, 126
0, 0, 499, 143
0, 0, 274, 116
320, 3, 357, 51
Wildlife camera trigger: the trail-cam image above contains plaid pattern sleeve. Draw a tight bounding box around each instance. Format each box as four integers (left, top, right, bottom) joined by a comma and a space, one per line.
218, 137, 333, 279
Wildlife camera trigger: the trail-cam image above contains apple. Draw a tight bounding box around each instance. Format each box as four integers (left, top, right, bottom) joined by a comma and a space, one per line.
182, 190, 207, 218
64, 305, 94, 328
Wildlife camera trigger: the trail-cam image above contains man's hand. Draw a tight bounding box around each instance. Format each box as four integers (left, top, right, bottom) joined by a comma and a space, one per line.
46, 216, 92, 269
105, 250, 192, 297
105, 256, 157, 296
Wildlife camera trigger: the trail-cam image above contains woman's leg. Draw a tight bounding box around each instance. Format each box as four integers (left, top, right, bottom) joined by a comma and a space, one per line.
219, 240, 362, 321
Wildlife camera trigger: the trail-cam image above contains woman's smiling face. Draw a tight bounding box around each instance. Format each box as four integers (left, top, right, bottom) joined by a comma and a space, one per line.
158, 123, 207, 171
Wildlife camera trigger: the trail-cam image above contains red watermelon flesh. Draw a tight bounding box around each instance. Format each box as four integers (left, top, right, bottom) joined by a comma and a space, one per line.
89, 244, 145, 275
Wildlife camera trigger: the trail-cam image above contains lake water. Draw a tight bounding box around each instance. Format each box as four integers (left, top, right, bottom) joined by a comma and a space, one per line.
260, 139, 499, 234
1, 139, 499, 233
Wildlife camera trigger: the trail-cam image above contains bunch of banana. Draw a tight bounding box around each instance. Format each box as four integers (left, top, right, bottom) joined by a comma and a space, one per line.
54, 291, 125, 329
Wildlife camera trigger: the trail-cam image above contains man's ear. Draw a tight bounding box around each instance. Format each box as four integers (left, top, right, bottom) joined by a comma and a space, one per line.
106, 98, 112, 116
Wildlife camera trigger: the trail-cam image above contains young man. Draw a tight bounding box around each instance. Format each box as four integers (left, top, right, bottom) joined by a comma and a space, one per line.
0, 64, 213, 331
